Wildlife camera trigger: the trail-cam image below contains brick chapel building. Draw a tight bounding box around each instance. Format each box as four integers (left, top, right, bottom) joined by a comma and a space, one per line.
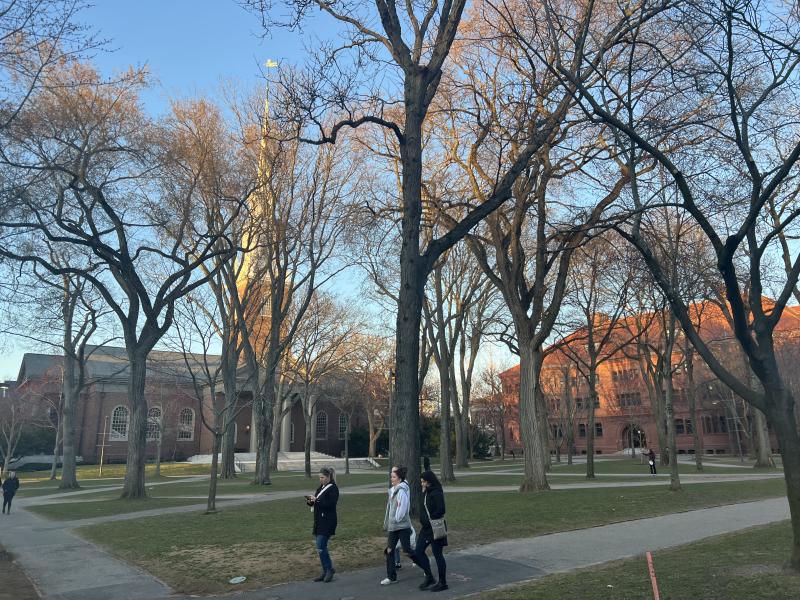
14, 346, 362, 464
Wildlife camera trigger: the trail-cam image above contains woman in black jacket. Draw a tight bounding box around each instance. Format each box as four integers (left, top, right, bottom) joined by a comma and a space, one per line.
306, 466, 339, 583
416, 470, 448, 592
2, 471, 20, 514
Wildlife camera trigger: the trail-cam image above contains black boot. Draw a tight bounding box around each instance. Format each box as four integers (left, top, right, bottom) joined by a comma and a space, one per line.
419, 574, 435, 590
429, 581, 449, 592
313, 572, 326, 582
324, 567, 335, 583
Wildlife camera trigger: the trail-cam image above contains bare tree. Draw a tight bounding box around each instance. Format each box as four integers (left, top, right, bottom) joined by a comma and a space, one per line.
554, 0, 800, 568
0, 0, 99, 133
558, 234, 638, 479
285, 292, 362, 477
0, 63, 242, 498
236, 117, 357, 486
245, 0, 597, 502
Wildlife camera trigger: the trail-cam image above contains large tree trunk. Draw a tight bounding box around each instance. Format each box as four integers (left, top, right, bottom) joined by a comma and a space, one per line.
432, 336, 456, 482
753, 408, 774, 468
304, 409, 313, 478
664, 366, 681, 491
367, 410, 378, 458
685, 349, 703, 472
269, 399, 283, 469
59, 357, 79, 489
518, 342, 549, 491
586, 375, 597, 479
439, 373, 455, 483
121, 352, 148, 499
49, 422, 61, 480
393, 105, 425, 513
450, 372, 469, 469
220, 373, 238, 479
206, 432, 222, 513
253, 384, 275, 486
769, 390, 800, 571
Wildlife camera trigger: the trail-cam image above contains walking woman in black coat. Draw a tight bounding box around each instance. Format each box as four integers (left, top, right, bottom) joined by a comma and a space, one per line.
416, 470, 448, 592
306, 466, 339, 583
2, 471, 20, 514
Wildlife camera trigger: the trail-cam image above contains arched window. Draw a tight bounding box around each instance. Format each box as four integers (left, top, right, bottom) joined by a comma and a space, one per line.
338, 412, 348, 440
110, 406, 129, 441
147, 406, 162, 441
290, 422, 295, 444
178, 408, 195, 441
315, 410, 328, 440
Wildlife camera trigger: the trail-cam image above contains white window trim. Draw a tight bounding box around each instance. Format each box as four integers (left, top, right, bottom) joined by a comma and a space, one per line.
338, 412, 347, 440
110, 405, 129, 441
146, 406, 162, 441
315, 410, 328, 440
178, 408, 195, 441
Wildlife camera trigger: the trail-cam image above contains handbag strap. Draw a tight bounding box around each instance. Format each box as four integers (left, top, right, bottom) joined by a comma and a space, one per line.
424, 491, 443, 521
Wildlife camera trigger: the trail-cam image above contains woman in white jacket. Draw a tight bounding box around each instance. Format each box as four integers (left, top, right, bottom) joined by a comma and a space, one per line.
381, 465, 418, 585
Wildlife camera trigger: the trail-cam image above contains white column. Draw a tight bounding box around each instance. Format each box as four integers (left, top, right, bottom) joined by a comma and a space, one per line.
310, 407, 317, 453
248, 406, 257, 453
280, 400, 291, 452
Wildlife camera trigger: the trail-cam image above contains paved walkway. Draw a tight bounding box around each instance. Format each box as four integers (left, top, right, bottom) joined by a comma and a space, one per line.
0, 485, 790, 599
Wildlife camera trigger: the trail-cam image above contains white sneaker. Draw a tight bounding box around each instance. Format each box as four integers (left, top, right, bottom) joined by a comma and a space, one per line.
380, 577, 397, 585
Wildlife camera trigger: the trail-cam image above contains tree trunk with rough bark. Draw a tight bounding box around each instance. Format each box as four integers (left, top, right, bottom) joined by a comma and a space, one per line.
49, 423, 61, 480
768, 389, 800, 570
59, 347, 80, 489
586, 375, 597, 480
685, 350, 703, 471
664, 370, 681, 491
206, 432, 222, 513
220, 368, 238, 478
518, 342, 549, 491
121, 352, 148, 499
439, 372, 455, 483
753, 408, 774, 468
393, 105, 426, 512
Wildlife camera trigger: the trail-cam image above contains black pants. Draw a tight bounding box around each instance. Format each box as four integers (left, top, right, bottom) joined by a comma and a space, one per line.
649, 462, 657, 475
385, 527, 415, 580
415, 534, 446, 585
2, 492, 13, 512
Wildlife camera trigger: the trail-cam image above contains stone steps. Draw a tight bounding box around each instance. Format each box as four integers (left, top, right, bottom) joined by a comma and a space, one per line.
186, 451, 380, 472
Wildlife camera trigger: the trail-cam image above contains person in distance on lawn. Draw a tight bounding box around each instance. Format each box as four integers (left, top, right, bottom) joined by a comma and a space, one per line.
2, 471, 19, 514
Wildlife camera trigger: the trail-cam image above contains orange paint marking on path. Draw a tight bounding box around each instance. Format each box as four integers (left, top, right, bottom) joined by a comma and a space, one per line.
646, 551, 661, 600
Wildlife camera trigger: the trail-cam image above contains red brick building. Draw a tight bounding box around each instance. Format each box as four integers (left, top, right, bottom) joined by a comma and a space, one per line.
14, 346, 362, 463
499, 302, 793, 457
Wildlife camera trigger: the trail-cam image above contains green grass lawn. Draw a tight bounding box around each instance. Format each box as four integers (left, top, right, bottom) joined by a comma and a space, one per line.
547, 457, 773, 475
26, 496, 215, 520
17, 461, 211, 483
448, 474, 656, 486
476, 521, 800, 599
76, 478, 787, 594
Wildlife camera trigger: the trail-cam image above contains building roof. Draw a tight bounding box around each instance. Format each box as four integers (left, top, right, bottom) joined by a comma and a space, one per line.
16, 345, 221, 385
498, 299, 800, 380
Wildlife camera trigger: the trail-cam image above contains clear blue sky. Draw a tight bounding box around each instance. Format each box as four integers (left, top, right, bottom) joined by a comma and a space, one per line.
87, 0, 309, 114
0, 1, 315, 380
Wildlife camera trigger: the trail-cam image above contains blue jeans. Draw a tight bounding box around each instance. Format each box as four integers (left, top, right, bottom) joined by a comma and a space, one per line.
315, 534, 333, 572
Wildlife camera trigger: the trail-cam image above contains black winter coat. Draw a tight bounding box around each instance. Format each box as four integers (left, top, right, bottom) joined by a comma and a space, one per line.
2, 477, 19, 496
311, 482, 339, 536
420, 485, 447, 546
